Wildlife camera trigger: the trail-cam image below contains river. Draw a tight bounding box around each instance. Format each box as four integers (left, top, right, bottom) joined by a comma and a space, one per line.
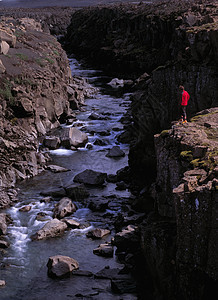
0, 57, 139, 299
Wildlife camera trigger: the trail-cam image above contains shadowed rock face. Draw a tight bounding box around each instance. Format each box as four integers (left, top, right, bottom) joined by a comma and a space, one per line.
140, 109, 218, 299
64, 0, 218, 188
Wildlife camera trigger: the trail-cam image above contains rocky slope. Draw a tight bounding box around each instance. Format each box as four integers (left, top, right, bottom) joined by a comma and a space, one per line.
0, 16, 94, 208
0, 6, 75, 36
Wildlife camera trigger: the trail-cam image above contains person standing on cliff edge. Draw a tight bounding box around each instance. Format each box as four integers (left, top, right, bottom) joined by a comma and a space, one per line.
179, 85, 190, 123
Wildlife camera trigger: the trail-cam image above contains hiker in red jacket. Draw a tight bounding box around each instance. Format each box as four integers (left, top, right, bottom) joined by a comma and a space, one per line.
179, 85, 190, 123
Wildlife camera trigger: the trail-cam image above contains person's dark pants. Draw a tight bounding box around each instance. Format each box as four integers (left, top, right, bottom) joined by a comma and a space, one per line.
181, 105, 187, 120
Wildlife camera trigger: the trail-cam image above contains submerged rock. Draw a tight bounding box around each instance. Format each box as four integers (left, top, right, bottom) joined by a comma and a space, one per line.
74, 169, 107, 186
47, 255, 79, 278
106, 146, 125, 158
40, 187, 66, 198
64, 183, 90, 201
86, 228, 110, 239
46, 165, 70, 173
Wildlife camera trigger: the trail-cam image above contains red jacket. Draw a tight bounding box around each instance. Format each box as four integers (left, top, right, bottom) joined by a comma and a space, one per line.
181, 90, 190, 106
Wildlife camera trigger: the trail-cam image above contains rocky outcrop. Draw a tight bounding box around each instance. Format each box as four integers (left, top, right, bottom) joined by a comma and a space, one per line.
0, 7, 76, 36
0, 16, 95, 208
140, 109, 218, 299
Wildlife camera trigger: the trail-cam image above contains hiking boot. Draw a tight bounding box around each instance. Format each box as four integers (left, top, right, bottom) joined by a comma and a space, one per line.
182, 120, 187, 124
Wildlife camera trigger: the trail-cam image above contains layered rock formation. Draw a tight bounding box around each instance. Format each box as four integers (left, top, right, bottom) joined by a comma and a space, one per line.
0, 16, 94, 208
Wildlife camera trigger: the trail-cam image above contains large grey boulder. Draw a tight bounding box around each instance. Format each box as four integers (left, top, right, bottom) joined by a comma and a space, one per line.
47, 255, 79, 278
60, 127, 88, 148
74, 169, 107, 186
53, 197, 77, 219
0, 214, 7, 235
31, 218, 67, 240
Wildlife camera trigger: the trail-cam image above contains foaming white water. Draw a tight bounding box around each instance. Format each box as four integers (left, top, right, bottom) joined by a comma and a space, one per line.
69, 225, 94, 236
50, 148, 74, 155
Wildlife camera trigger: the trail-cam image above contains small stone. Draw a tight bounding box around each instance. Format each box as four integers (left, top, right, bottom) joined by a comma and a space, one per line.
19, 205, 32, 212
0, 280, 6, 287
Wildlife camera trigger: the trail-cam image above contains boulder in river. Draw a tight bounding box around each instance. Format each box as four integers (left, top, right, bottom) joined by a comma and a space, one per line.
31, 218, 67, 240
62, 219, 80, 229
74, 169, 107, 186
86, 228, 110, 239
65, 183, 90, 201
19, 205, 32, 212
60, 127, 88, 148
106, 146, 125, 158
47, 255, 79, 278
53, 197, 77, 219
46, 165, 70, 173
108, 78, 124, 87
93, 243, 114, 257
0, 214, 7, 235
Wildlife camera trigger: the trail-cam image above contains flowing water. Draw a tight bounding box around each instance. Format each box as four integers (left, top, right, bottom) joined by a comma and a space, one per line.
0, 57, 137, 299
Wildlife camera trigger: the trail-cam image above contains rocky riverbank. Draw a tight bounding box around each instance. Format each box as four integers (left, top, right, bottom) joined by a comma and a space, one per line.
0, 16, 96, 207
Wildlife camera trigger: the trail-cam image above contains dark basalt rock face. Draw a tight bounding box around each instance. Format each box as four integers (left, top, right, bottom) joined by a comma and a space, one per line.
64, 1, 218, 299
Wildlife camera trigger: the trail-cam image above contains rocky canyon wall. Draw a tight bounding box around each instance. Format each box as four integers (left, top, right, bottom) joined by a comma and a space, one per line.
0, 16, 92, 207
64, 1, 218, 299
65, 0, 218, 187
